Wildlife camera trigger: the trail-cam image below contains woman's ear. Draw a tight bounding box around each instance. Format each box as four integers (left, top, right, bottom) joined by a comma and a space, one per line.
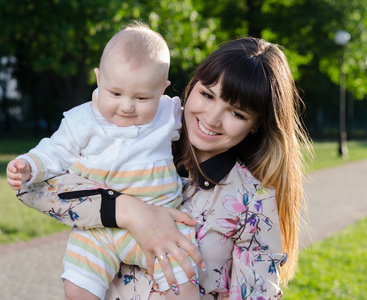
94, 68, 100, 86
251, 127, 258, 135
251, 120, 262, 135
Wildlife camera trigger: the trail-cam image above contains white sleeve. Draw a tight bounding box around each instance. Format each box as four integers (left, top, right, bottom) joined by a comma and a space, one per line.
22, 105, 90, 184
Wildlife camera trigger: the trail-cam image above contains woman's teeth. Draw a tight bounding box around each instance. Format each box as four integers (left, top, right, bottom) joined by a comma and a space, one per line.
198, 120, 217, 136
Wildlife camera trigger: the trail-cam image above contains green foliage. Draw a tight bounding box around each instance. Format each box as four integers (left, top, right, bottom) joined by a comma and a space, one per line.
2, 0, 367, 96
1, 0, 367, 136
262, 0, 367, 100
0, 0, 219, 96
0, 0, 114, 75
285, 217, 367, 299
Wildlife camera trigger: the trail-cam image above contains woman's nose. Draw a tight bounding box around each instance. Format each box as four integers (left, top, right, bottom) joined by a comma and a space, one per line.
205, 107, 222, 128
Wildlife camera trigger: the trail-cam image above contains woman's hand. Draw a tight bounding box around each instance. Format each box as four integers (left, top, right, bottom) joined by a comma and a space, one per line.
115, 194, 205, 287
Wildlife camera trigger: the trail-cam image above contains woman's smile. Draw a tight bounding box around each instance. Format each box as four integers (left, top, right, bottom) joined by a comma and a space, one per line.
197, 118, 220, 136
185, 81, 258, 162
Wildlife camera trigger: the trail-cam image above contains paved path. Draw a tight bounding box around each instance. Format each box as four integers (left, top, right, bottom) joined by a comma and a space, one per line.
299, 159, 367, 248
0, 231, 69, 299
1, 159, 367, 299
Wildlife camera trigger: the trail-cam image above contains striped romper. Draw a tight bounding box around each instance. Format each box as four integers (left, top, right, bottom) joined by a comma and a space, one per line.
20, 94, 197, 299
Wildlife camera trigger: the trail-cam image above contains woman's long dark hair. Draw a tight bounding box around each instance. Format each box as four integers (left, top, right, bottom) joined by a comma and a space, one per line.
176, 37, 313, 283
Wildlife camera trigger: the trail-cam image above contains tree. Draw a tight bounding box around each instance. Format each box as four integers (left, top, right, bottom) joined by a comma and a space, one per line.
1, 0, 367, 137
0, 0, 219, 133
261, 0, 367, 136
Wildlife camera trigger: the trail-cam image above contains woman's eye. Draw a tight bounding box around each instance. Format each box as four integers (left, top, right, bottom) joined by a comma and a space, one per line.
232, 110, 246, 120
199, 91, 213, 99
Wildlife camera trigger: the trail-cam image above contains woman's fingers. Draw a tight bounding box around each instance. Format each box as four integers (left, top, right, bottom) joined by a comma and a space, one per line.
115, 195, 204, 284
178, 236, 206, 271
170, 209, 206, 270
146, 250, 181, 292
157, 254, 178, 292
145, 250, 156, 278
153, 223, 204, 283
166, 241, 197, 281
173, 210, 199, 227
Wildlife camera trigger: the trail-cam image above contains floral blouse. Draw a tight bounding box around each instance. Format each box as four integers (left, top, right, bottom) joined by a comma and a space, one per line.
17, 151, 286, 300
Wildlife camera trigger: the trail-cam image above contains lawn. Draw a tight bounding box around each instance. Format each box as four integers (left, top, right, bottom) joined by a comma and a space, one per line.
285, 217, 367, 299
0, 138, 68, 244
311, 140, 367, 170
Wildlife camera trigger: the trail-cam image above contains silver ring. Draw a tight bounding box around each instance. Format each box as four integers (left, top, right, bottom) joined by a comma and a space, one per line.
157, 254, 167, 261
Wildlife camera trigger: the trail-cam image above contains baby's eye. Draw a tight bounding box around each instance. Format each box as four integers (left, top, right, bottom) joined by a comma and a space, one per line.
111, 92, 121, 97
232, 110, 246, 120
199, 91, 214, 100
137, 97, 149, 101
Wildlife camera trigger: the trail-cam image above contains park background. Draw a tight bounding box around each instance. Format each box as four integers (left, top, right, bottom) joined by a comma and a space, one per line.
1, 0, 367, 140
0, 1, 367, 299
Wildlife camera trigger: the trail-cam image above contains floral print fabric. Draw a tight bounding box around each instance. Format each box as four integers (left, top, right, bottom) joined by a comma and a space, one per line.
17, 174, 105, 229
17, 163, 286, 299
107, 162, 286, 300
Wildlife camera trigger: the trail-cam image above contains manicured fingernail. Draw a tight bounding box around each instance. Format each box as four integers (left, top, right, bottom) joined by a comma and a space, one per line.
201, 262, 207, 271
196, 219, 203, 225
191, 275, 199, 285
171, 283, 179, 295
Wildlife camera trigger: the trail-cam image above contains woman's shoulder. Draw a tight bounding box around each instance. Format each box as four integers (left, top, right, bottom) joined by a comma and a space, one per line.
231, 161, 260, 182
226, 161, 276, 198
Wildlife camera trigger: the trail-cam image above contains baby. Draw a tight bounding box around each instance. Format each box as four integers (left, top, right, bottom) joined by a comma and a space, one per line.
7, 22, 199, 299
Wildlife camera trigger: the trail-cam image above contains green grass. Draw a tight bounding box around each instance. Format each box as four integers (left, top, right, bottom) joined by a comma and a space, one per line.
0, 176, 68, 244
311, 140, 367, 171
285, 218, 367, 299
0, 138, 68, 244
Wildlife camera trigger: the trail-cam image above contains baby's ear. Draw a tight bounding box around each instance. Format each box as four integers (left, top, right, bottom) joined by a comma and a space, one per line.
161, 80, 171, 95
94, 68, 100, 86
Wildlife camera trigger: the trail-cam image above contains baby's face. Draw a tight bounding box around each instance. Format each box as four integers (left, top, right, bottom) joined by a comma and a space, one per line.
95, 57, 169, 127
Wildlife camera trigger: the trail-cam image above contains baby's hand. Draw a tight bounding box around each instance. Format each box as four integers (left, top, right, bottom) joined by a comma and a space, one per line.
6, 158, 32, 190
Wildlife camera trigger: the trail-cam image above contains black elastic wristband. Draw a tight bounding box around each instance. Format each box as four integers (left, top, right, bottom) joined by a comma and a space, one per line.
100, 189, 120, 228
58, 188, 107, 199
58, 188, 120, 228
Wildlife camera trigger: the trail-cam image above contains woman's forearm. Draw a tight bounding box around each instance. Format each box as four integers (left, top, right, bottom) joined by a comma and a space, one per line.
17, 173, 205, 283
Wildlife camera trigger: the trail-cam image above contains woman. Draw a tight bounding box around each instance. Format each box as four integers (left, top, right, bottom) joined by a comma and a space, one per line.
17, 37, 311, 299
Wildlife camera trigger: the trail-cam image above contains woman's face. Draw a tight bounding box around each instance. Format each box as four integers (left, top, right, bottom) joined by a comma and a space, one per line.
184, 80, 259, 163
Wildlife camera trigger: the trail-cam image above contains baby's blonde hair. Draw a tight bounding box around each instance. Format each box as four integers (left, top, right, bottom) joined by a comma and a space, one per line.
100, 21, 170, 79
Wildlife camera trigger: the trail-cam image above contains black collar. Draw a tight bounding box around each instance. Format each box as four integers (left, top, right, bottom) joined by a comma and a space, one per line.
177, 148, 237, 190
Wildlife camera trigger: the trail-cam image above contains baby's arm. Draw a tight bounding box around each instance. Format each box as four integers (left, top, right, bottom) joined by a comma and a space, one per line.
6, 158, 32, 190
17, 104, 92, 186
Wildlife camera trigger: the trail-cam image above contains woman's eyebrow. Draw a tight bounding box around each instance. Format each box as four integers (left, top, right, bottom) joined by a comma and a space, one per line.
205, 86, 216, 96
